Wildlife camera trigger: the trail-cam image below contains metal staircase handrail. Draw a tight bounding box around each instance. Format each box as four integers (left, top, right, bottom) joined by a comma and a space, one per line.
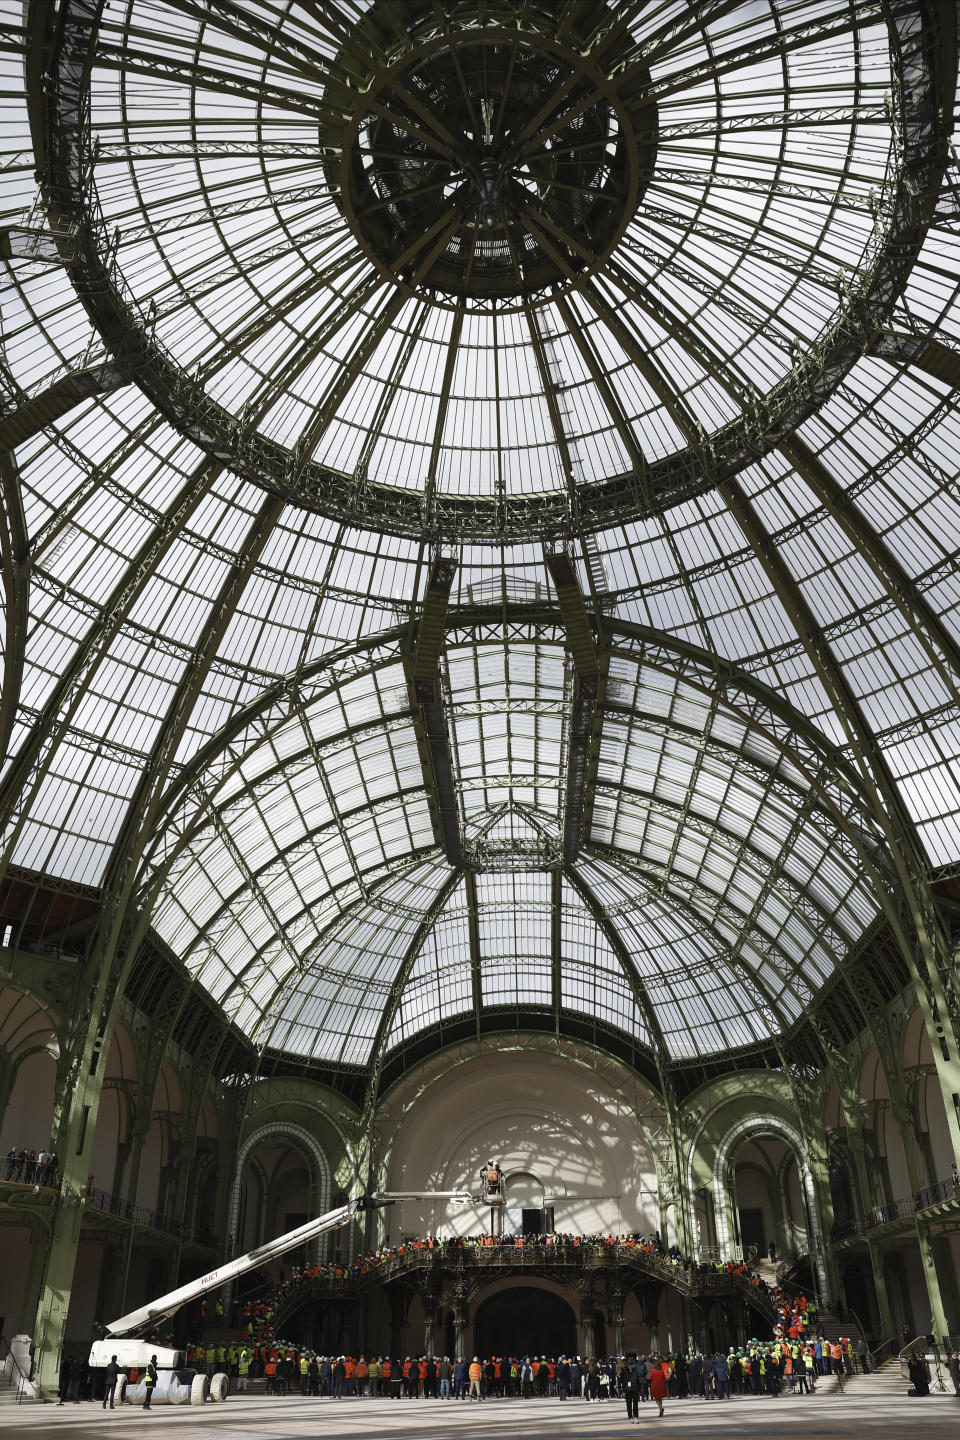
0, 1334, 32, 1403
868, 1335, 897, 1367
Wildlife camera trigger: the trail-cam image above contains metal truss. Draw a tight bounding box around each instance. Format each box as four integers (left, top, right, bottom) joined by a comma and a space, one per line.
31, 0, 953, 541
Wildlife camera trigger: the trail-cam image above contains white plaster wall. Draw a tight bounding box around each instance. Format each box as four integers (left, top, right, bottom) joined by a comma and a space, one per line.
380, 1051, 659, 1240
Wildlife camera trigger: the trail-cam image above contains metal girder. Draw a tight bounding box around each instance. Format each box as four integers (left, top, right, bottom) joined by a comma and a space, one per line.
871, 329, 960, 390
640, 1, 885, 101
0, 452, 29, 761
406, 556, 461, 866
34, 0, 955, 541
656, 102, 891, 143
0, 363, 126, 453
544, 550, 602, 863
175, 783, 434, 972
590, 784, 853, 968
780, 432, 960, 692
550, 868, 562, 1032
130, 607, 894, 927
0, 458, 224, 880
465, 870, 483, 1033
360, 866, 463, 1101
89, 489, 287, 1023
575, 848, 799, 1051
564, 864, 674, 1094
718, 468, 960, 1156
0, 224, 76, 264
200, 847, 441, 1018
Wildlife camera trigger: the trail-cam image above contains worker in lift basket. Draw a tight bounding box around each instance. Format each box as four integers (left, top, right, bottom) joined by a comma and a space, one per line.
482, 1160, 502, 1195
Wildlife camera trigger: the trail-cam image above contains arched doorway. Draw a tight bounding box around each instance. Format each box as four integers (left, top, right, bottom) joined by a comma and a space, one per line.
474, 1287, 576, 1358
505, 1171, 550, 1235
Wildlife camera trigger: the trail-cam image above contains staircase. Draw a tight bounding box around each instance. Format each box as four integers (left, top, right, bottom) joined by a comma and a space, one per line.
0, 1373, 34, 1406
815, 1353, 926, 1397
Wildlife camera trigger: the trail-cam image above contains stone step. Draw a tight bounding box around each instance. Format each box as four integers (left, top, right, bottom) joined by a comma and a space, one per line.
0, 1379, 34, 1406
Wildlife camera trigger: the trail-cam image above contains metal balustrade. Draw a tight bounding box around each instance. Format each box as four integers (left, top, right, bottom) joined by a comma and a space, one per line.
829, 1174, 960, 1241
270, 1244, 778, 1331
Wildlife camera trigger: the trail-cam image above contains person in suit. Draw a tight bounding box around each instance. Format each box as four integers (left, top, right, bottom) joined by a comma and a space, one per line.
102, 1356, 119, 1409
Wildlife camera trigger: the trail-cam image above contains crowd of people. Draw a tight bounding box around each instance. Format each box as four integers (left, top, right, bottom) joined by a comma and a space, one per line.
185, 1338, 868, 1411
179, 1229, 868, 1414
3, 1145, 58, 1185
230, 1227, 775, 1346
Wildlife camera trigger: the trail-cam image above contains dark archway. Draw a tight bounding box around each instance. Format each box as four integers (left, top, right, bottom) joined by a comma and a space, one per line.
474, 1287, 576, 1359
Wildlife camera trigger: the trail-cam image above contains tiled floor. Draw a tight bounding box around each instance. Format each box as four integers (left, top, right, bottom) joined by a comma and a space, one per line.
3, 1370, 957, 1440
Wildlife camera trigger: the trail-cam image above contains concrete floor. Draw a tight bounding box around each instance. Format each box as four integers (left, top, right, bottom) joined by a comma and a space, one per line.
4, 1371, 959, 1440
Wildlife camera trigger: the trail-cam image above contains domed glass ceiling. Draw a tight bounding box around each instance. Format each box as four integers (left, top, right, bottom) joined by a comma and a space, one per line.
0, 0, 959, 1076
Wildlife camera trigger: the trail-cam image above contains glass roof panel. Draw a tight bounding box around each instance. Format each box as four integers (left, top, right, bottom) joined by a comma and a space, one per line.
1, 0, 956, 1078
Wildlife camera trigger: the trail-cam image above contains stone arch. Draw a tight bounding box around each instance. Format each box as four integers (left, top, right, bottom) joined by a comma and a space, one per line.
0, 987, 60, 1157
902, 1004, 952, 1185
858, 1043, 911, 1201
137, 1059, 183, 1214
504, 1169, 546, 1233
90, 1019, 138, 1198
227, 1122, 331, 1278
712, 1115, 827, 1297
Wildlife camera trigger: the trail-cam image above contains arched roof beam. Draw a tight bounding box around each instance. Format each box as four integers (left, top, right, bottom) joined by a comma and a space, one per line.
0, 362, 126, 453
193, 846, 442, 1020
717, 463, 960, 1157
352, 867, 464, 1105
167, 693, 860, 983
82, 492, 287, 1059
407, 555, 462, 864
572, 851, 799, 1050
585, 843, 864, 1074
0, 452, 29, 760
0, 457, 223, 879
134, 611, 892, 923
543, 549, 602, 863
175, 784, 440, 971
36, 0, 952, 541
564, 865, 674, 1087
594, 781, 862, 960
781, 432, 960, 693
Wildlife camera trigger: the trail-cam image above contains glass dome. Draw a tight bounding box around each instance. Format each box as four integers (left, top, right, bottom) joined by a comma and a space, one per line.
1, 0, 958, 1079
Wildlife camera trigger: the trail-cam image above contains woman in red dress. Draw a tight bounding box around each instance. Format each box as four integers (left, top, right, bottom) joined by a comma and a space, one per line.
648, 1358, 668, 1417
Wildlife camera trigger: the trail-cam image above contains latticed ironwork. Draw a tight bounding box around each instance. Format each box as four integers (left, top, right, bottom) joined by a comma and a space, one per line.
0, 0, 959, 1090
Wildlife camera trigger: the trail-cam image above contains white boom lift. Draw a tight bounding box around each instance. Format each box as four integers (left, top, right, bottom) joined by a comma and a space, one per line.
89, 1190, 480, 1406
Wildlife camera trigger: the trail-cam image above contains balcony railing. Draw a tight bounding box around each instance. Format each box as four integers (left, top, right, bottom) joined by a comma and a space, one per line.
272, 1243, 778, 1331
829, 1175, 960, 1241
0, 1172, 217, 1249
84, 1185, 219, 1247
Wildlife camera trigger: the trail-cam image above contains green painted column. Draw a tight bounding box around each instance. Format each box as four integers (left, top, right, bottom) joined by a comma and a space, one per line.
916, 1217, 951, 1346
33, 1032, 110, 1398
17, 1218, 52, 1334
933, 1235, 960, 1337
891, 1099, 923, 1195
33, 1172, 89, 1394
866, 1238, 894, 1339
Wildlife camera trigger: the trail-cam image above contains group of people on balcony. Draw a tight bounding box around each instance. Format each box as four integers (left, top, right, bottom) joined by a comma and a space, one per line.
3, 1144, 58, 1185
234, 1228, 744, 1354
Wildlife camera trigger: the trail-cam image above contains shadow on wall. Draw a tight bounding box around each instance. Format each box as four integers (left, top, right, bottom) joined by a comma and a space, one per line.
380, 1050, 659, 1240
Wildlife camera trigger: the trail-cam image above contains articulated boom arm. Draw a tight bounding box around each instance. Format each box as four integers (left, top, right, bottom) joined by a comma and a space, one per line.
104, 1190, 476, 1338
